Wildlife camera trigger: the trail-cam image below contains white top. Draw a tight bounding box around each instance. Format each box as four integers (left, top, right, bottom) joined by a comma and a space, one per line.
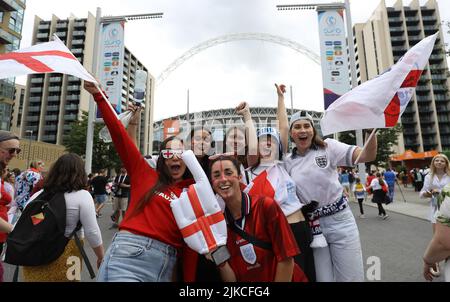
283, 138, 357, 208
419, 174, 450, 199
369, 178, 383, 191
245, 162, 302, 216
28, 190, 103, 248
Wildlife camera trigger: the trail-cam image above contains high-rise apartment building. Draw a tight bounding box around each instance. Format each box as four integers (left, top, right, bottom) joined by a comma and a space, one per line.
354, 0, 449, 153
21, 13, 155, 154
0, 0, 26, 131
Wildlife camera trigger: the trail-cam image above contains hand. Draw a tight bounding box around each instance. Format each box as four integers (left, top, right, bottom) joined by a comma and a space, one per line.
423, 260, 437, 281
235, 102, 250, 118
275, 84, 286, 97
83, 81, 100, 95
128, 103, 142, 125
97, 257, 103, 270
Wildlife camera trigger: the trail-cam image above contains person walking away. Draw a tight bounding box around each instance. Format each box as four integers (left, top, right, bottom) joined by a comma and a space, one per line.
14, 161, 43, 211
420, 154, 450, 277
110, 167, 130, 228
91, 169, 109, 218
283, 110, 377, 282
367, 173, 389, 219
384, 168, 396, 202
21, 153, 104, 281
353, 178, 366, 218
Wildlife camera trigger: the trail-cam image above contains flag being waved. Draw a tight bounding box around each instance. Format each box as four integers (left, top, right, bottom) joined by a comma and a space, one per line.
320, 32, 439, 136
0, 34, 97, 83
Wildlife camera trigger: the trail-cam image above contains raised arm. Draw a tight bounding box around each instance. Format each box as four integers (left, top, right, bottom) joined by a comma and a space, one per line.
126, 103, 143, 148
352, 130, 377, 164
83, 81, 147, 176
275, 84, 289, 154
236, 102, 258, 167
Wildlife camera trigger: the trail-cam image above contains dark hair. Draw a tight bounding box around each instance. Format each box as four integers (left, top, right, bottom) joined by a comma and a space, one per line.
376, 172, 385, 186
209, 155, 242, 180
131, 136, 191, 216
43, 153, 88, 194
224, 126, 248, 168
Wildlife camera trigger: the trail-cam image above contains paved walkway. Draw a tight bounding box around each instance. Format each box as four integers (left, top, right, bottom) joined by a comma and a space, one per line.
349, 183, 432, 221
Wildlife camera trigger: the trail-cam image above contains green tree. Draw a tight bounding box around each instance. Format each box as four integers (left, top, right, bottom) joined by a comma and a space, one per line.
63, 111, 122, 173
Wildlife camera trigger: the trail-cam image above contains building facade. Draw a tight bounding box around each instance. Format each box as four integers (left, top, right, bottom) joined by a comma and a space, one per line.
0, 0, 26, 131
21, 13, 155, 154
153, 107, 323, 155
354, 0, 450, 153
10, 82, 25, 135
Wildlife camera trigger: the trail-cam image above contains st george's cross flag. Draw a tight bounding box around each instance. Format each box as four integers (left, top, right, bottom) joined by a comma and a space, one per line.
0, 34, 97, 83
320, 32, 439, 136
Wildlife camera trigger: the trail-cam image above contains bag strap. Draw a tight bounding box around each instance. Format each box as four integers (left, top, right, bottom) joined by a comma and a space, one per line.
71, 221, 96, 279
225, 207, 272, 251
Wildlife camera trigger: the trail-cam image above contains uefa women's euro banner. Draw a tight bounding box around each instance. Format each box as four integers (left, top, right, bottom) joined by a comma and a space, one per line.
317, 9, 350, 109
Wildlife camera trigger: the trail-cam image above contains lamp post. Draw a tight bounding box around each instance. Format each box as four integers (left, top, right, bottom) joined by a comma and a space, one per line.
277, 0, 367, 183
84, 8, 163, 174
25, 130, 33, 168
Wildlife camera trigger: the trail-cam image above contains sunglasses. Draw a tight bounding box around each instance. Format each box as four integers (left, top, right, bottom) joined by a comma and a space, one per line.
1, 147, 21, 155
160, 149, 183, 159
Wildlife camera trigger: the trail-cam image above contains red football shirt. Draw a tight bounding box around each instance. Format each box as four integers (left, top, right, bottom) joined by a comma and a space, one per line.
225, 193, 304, 282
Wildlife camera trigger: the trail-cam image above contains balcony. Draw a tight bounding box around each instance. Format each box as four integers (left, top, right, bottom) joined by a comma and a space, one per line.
31, 77, 44, 84
418, 106, 433, 113
71, 39, 84, 46
47, 96, 60, 102
402, 117, 416, 124
56, 23, 68, 29
66, 95, 79, 101
416, 85, 430, 92
435, 94, 448, 101
36, 32, 48, 39
29, 97, 41, 103
72, 31, 85, 36
48, 87, 61, 93
45, 115, 58, 122
420, 116, 435, 123
47, 105, 59, 112
42, 135, 57, 142
433, 85, 448, 92
403, 128, 417, 135
65, 104, 79, 111
67, 85, 80, 91
64, 114, 78, 121
422, 128, 437, 135
28, 107, 41, 113
49, 77, 62, 83
422, 16, 437, 22
404, 139, 420, 146
29, 87, 42, 93
27, 116, 40, 122
43, 125, 57, 131
71, 49, 83, 55
440, 127, 450, 134
0, 28, 15, 44
55, 32, 67, 38
73, 21, 86, 28
38, 23, 50, 30
0, 0, 18, 11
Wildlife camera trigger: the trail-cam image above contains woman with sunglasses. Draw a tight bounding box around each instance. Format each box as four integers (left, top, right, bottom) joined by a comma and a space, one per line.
84, 82, 196, 282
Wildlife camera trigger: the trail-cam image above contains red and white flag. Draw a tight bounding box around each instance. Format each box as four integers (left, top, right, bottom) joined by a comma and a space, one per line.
320, 32, 439, 136
0, 35, 97, 83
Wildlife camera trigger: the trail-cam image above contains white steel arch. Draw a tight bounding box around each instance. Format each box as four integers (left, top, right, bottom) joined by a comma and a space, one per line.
156, 32, 320, 86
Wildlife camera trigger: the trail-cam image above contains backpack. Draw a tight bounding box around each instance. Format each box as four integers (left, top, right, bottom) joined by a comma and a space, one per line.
5, 191, 80, 266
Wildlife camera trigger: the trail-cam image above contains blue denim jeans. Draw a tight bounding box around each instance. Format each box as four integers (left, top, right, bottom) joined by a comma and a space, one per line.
312, 206, 364, 282
97, 232, 177, 282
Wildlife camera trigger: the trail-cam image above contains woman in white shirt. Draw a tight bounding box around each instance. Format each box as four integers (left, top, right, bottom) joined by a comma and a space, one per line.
420, 154, 450, 278
22, 153, 104, 282
367, 173, 389, 219
420, 154, 450, 231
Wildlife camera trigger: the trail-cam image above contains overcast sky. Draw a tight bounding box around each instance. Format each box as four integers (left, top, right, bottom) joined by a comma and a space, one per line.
18, 0, 450, 121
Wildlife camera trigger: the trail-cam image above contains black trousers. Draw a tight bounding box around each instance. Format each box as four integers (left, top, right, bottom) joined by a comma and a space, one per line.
290, 221, 316, 282
357, 199, 364, 215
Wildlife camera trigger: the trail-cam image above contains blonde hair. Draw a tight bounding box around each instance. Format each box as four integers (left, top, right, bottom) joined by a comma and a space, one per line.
430, 154, 450, 178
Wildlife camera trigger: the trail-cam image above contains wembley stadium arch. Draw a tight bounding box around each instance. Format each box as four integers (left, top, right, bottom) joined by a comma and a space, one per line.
156, 32, 320, 86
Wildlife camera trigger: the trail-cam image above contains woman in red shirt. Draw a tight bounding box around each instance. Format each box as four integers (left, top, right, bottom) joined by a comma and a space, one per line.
84, 82, 194, 282
209, 155, 307, 282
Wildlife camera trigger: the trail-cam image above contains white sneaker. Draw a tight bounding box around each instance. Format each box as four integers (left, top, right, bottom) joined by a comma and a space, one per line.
360, 214, 366, 219
378, 214, 384, 218
382, 214, 389, 220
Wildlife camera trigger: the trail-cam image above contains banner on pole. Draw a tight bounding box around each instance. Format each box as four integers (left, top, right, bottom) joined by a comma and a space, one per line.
317, 9, 351, 109
97, 21, 125, 118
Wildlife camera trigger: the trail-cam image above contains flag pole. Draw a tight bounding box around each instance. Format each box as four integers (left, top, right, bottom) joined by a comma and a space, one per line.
354, 128, 377, 165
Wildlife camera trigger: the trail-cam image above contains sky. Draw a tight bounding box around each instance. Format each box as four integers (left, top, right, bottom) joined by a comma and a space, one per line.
18, 0, 450, 121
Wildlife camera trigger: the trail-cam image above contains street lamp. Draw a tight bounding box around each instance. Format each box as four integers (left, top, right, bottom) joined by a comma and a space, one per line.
84, 8, 163, 174
25, 130, 33, 168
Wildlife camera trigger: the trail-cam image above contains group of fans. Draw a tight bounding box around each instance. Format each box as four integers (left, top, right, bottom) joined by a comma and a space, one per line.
0, 80, 448, 282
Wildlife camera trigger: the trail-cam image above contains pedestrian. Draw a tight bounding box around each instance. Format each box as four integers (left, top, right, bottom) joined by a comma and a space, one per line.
21, 153, 104, 282
85, 81, 197, 282
208, 155, 307, 282
283, 110, 377, 282
423, 182, 450, 282
353, 178, 366, 218
110, 167, 130, 228
90, 169, 109, 218
419, 154, 450, 277
0, 130, 20, 283
367, 173, 389, 219
384, 168, 396, 202
14, 161, 44, 211
0, 162, 12, 283
339, 169, 351, 198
